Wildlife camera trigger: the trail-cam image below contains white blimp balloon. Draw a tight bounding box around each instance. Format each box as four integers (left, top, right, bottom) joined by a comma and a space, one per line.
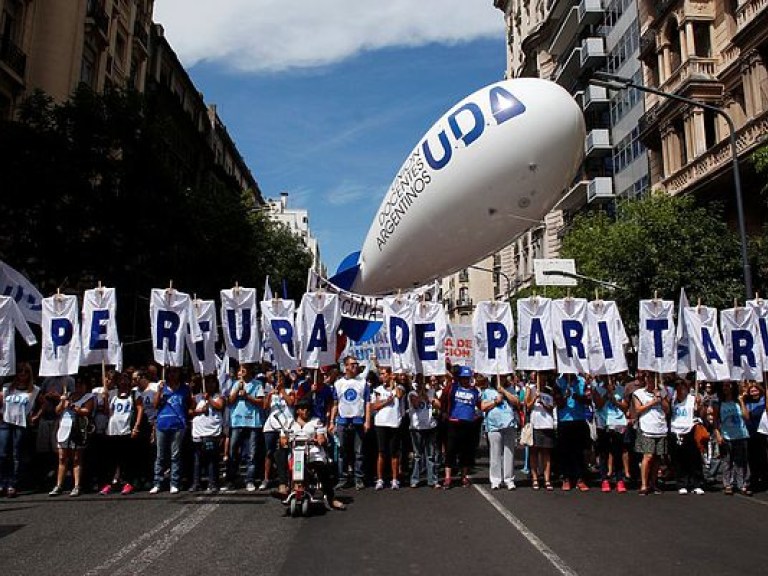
335, 78, 585, 296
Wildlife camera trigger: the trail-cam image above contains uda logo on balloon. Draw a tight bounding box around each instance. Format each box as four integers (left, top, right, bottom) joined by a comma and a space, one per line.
333, 78, 585, 296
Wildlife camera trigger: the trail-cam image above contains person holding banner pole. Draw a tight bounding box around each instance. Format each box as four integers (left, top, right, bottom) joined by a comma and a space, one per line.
408, 374, 440, 488
50, 374, 94, 497
481, 373, 519, 490
669, 378, 705, 495
224, 363, 266, 492
371, 371, 406, 490
632, 371, 670, 495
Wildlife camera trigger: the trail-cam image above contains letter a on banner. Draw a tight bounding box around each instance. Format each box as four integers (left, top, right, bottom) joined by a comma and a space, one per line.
40, 294, 82, 376
413, 299, 447, 376
186, 298, 218, 375
220, 287, 261, 363
684, 306, 729, 381
587, 300, 629, 375
720, 307, 763, 382
0, 295, 37, 376
473, 300, 514, 375
150, 288, 201, 367
80, 287, 121, 366
297, 292, 341, 369
516, 297, 555, 371
638, 299, 676, 373
261, 298, 299, 370
552, 298, 589, 374
382, 295, 417, 373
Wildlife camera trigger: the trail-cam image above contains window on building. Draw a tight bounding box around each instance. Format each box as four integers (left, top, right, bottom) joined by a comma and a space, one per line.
1, 0, 21, 42
458, 268, 469, 282
458, 287, 469, 305
704, 109, 717, 149
673, 117, 687, 166
666, 20, 681, 74
115, 31, 127, 66
692, 22, 712, 58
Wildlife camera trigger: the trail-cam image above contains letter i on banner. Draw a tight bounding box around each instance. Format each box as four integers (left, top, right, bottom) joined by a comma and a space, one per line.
40, 292, 82, 376
81, 285, 121, 367
473, 300, 514, 375
747, 297, 768, 373
587, 299, 629, 376
516, 296, 555, 371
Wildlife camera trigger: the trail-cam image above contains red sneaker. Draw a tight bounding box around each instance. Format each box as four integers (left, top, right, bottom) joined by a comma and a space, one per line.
601, 480, 611, 493
121, 483, 134, 495
576, 481, 590, 492
99, 484, 112, 496
562, 480, 572, 491
616, 480, 627, 493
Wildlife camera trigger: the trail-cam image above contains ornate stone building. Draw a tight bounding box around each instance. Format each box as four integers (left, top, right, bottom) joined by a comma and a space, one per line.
637, 0, 768, 226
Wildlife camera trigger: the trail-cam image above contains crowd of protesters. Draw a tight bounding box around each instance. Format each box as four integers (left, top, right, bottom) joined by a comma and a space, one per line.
1, 356, 767, 501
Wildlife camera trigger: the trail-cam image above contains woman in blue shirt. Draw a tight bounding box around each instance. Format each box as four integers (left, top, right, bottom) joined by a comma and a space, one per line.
480, 374, 519, 490
716, 382, 751, 496
442, 366, 481, 489
744, 382, 767, 492
150, 367, 191, 494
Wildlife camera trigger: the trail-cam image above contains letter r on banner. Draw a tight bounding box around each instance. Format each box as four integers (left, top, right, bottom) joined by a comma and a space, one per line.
157, 310, 180, 353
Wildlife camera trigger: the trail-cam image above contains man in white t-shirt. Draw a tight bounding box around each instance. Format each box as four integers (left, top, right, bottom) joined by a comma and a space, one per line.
329, 356, 371, 490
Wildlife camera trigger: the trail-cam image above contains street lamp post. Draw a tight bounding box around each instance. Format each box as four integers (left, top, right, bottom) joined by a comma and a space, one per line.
590, 71, 754, 300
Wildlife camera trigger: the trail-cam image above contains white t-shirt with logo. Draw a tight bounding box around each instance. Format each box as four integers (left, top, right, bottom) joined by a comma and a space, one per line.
2, 385, 40, 427
373, 385, 404, 428
408, 389, 437, 430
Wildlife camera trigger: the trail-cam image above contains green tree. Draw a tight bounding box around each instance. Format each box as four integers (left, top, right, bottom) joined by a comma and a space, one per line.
0, 86, 312, 363
556, 193, 745, 334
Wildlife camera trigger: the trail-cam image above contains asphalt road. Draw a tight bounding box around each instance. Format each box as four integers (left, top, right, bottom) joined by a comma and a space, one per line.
1, 473, 767, 576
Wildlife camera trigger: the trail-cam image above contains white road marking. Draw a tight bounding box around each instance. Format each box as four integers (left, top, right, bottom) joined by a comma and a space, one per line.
85, 501, 219, 576
474, 485, 579, 576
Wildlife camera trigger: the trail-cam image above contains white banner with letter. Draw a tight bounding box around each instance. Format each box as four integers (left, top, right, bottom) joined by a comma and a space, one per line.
720, 307, 763, 382
186, 299, 218, 375
261, 299, 299, 370
683, 306, 729, 382
516, 297, 555, 371
40, 295, 82, 376
80, 287, 121, 366
298, 292, 341, 369
473, 300, 514, 375
220, 287, 261, 363
150, 288, 201, 367
587, 300, 628, 375
0, 296, 37, 376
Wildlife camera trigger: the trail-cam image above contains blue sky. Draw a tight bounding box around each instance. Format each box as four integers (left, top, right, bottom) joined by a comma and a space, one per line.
154, 2, 507, 273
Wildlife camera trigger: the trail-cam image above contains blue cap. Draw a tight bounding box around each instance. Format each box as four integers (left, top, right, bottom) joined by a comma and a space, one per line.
458, 366, 473, 378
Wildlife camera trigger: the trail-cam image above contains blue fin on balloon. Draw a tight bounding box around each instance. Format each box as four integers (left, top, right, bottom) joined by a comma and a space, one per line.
330, 251, 382, 343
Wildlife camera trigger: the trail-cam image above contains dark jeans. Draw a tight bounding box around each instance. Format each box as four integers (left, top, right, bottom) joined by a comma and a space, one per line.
193, 437, 221, 489
671, 431, 704, 490
335, 422, 365, 482
558, 420, 589, 482
445, 420, 475, 470
0, 423, 28, 489
747, 434, 768, 490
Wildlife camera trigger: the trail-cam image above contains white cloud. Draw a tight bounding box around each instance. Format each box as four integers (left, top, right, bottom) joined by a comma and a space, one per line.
153, 1, 504, 73
324, 181, 377, 206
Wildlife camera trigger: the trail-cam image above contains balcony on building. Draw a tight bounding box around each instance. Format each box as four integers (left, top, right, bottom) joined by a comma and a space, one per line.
553, 37, 605, 87
455, 297, 474, 312
585, 128, 611, 158
0, 34, 26, 83
733, 0, 768, 43
577, 84, 609, 112
134, 19, 150, 53
586, 177, 614, 204
549, 0, 604, 58
86, 0, 110, 42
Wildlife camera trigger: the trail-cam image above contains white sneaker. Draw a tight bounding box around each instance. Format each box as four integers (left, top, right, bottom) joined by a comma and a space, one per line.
149, 486, 160, 494
170, 486, 180, 494
246, 482, 257, 492
507, 481, 517, 491
692, 487, 705, 495
258, 480, 269, 491
391, 479, 400, 490
375, 479, 385, 491
678, 488, 688, 495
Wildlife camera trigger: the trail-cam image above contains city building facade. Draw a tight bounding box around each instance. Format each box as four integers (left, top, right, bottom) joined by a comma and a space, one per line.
265, 193, 325, 275
636, 0, 768, 230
